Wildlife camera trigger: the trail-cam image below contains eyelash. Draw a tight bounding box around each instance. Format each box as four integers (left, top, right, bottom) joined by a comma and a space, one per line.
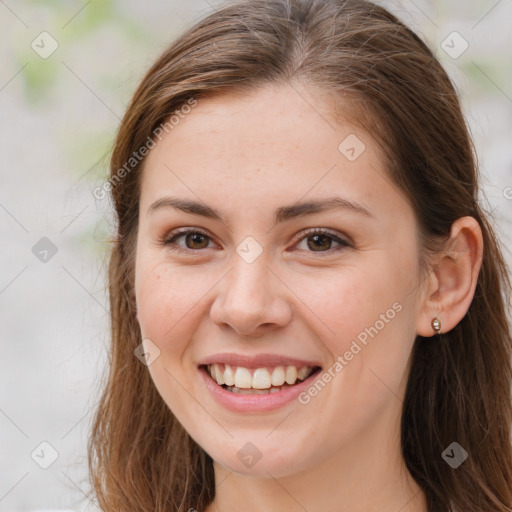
159, 227, 351, 255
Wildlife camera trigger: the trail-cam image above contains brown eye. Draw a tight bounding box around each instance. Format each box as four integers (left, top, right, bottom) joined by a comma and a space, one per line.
183, 232, 210, 249
162, 228, 215, 252
294, 228, 350, 254
306, 233, 333, 251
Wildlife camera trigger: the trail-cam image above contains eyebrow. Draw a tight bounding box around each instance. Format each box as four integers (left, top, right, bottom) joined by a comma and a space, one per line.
146, 195, 375, 224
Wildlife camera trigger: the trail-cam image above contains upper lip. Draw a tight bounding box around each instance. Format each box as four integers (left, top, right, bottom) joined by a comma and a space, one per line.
198, 353, 322, 369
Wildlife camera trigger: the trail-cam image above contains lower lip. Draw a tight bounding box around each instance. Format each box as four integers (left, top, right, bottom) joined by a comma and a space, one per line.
198, 366, 321, 413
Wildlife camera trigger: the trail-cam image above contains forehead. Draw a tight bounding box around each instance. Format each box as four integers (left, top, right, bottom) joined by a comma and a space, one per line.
148, 84, 345, 162
139, 83, 404, 219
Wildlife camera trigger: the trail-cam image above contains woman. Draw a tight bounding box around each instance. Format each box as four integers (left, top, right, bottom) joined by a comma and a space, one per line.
88, 0, 512, 511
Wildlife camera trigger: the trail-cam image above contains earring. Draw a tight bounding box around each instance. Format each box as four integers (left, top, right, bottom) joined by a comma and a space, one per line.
431, 316, 441, 335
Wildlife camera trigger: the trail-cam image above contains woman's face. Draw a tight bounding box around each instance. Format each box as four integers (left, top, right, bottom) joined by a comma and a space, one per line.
134, 83, 427, 477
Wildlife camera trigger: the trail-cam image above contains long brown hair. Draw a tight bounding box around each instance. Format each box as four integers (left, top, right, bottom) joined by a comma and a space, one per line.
87, 1, 512, 511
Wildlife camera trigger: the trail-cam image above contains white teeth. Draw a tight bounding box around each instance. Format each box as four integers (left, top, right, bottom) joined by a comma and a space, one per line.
207, 363, 316, 389
297, 366, 310, 380
234, 367, 252, 389
223, 364, 235, 386
214, 364, 224, 385
271, 366, 286, 386
252, 368, 272, 389
285, 366, 298, 385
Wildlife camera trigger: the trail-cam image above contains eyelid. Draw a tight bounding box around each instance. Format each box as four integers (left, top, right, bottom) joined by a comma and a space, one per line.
291, 226, 351, 246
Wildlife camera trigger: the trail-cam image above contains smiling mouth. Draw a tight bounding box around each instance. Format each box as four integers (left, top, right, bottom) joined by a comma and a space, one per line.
201, 363, 322, 395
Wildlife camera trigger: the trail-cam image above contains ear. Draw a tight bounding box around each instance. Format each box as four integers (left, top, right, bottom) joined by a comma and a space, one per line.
416, 216, 484, 337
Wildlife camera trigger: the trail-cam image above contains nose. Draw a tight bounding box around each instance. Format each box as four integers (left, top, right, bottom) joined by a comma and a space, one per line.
209, 257, 293, 337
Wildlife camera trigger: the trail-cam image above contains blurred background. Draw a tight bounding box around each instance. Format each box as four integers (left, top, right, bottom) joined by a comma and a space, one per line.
1, 0, 511, 511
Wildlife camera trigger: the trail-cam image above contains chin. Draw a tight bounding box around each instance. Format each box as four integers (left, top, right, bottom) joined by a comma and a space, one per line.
204, 438, 318, 478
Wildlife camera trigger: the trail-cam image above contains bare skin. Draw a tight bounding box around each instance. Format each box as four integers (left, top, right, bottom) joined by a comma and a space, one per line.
134, 83, 483, 512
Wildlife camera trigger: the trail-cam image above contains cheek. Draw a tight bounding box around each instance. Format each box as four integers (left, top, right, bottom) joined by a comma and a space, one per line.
135, 257, 216, 353
296, 254, 417, 374
291, 262, 396, 345
290, 262, 416, 433
134, 259, 209, 413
